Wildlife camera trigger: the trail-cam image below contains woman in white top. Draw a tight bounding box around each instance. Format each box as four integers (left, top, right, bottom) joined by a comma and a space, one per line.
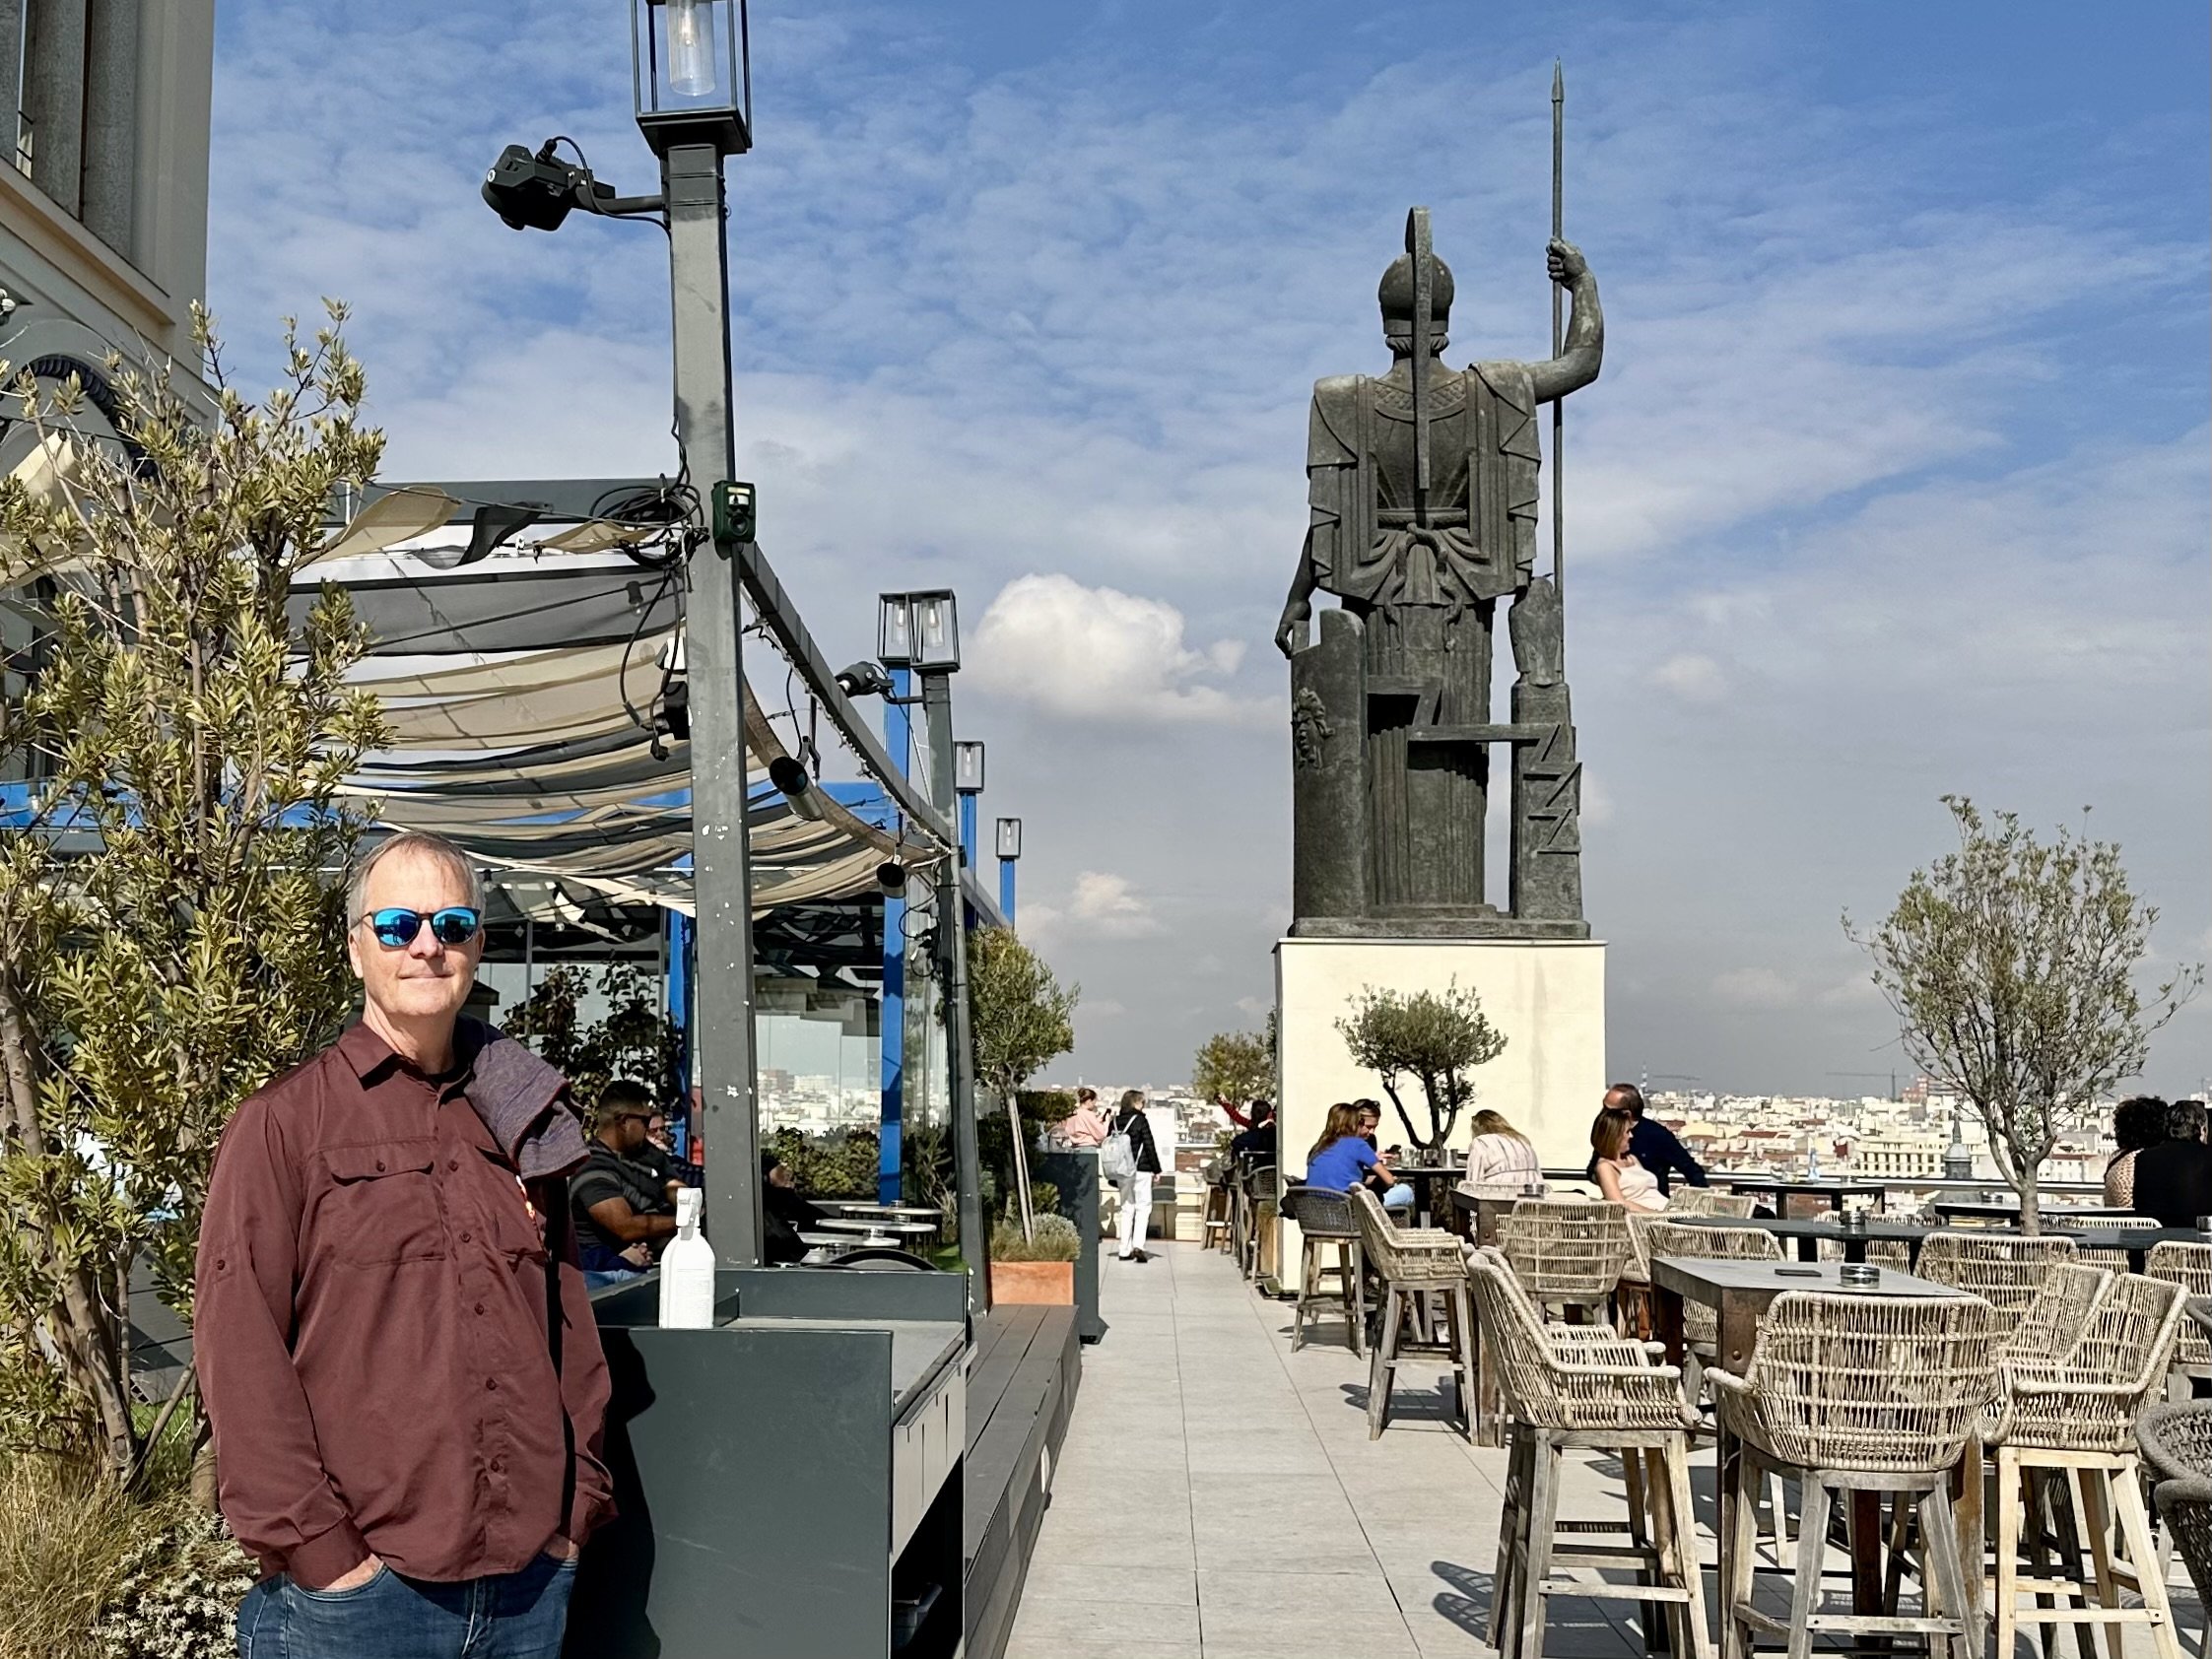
1591, 1105, 1667, 1213
1460, 1108, 1543, 1192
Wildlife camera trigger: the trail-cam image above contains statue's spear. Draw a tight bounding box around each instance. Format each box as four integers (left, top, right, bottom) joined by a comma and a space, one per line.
1405, 206, 1435, 527
1551, 59, 1565, 602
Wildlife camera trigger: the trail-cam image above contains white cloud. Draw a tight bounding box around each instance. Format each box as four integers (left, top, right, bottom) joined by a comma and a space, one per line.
1651, 653, 1727, 704
1712, 967, 1799, 1010
969, 573, 1267, 725
1020, 870, 1166, 948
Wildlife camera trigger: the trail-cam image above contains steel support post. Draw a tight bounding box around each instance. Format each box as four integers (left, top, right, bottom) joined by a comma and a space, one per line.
921, 672, 987, 1310
664, 139, 762, 1267
878, 666, 911, 1203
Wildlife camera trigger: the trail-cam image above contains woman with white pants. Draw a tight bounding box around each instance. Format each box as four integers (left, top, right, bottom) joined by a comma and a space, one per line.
1111, 1090, 1162, 1263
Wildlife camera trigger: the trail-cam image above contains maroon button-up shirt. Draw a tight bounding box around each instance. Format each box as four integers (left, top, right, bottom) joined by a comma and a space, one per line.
196, 1023, 614, 1585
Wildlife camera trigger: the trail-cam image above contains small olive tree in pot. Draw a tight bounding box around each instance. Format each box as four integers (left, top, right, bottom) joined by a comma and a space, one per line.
1336, 980, 1508, 1154
969, 927, 1077, 1239
1847, 797, 2201, 1234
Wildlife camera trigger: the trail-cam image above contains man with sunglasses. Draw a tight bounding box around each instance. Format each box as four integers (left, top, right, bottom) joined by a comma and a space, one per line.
571, 1081, 680, 1287
198, 831, 612, 1658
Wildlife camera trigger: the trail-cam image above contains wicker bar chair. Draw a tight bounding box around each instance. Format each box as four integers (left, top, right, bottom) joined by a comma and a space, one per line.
1707, 1292, 2003, 1659
1467, 1247, 1711, 1659
1914, 1230, 2078, 1317
1637, 1220, 1784, 1357
2145, 1240, 2212, 1388
1670, 1189, 1760, 1219
1277, 1183, 1364, 1357
1497, 1198, 1638, 1326
1352, 1186, 1473, 1438
2137, 1401, 2212, 1619
1988, 1272, 2185, 1659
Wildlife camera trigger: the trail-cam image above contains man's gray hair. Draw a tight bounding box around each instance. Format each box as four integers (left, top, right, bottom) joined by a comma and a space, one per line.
346, 830, 487, 922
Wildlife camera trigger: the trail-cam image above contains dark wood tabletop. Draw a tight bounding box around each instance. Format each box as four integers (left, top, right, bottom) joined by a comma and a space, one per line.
1663, 1212, 2202, 1272
1649, 1256, 1971, 1374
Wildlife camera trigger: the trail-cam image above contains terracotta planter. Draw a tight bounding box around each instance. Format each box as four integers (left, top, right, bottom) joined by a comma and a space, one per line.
989, 1260, 1075, 1305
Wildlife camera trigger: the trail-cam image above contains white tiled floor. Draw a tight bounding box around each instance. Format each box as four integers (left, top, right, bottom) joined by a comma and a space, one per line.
1003, 1240, 2203, 1659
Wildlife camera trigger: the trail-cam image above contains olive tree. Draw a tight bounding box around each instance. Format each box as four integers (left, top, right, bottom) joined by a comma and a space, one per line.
0, 305, 385, 1480
1336, 981, 1508, 1153
1192, 1026, 1273, 1119
1847, 797, 2200, 1234
968, 926, 1077, 1238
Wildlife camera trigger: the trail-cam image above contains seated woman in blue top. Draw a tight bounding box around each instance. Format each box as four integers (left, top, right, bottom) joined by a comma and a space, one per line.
1305, 1103, 1415, 1210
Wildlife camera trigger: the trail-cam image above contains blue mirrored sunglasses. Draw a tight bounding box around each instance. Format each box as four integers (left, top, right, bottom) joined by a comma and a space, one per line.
362, 906, 482, 949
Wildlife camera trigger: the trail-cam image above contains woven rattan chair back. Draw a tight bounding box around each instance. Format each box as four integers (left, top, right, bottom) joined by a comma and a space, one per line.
1497, 1198, 1635, 1311
1636, 1220, 1783, 1349
2006, 1271, 2184, 1454
1721, 1291, 2003, 1472
1351, 1186, 1462, 1286
1278, 1183, 1358, 1240
1465, 1248, 1692, 1433
2139, 1401, 2212, 1609
2146, 1241, 2212, 1372
1913, 1229, 2077, 1316
1667, 1188, 1757, 1219
2002, 1261, 2111, 1372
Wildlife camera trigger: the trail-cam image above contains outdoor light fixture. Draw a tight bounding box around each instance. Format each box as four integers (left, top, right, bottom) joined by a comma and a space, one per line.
767, 755, 824, 822
954, 741, 985, 796
874, 861, 907, 894
876, 590, 961, 672
631, 0, 752, 157
995, 817, 1022, 861
835, 660, 896, 699
876, 594, 914, 667
910, 591, 960, 671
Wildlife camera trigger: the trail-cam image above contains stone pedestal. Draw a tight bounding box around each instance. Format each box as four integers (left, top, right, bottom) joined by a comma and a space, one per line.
1271, 935, 1606, 1292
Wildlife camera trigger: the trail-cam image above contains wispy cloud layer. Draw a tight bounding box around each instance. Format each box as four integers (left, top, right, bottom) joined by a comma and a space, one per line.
206, 0, 2211, 1093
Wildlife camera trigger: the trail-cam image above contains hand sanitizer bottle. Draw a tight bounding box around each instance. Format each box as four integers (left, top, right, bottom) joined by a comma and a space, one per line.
658, 1188, 715, 1329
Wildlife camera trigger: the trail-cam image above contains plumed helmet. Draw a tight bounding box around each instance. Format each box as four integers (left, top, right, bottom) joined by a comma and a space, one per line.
1377, 249, 1454, 323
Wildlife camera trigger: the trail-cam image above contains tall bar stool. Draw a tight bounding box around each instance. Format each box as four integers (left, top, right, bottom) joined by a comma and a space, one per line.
1277, 1183, 1364, 1356
1988, 1271, 2186, 1659
1353, 1186, 1472, 1438
1199, 1161, 1234, 1251
1467, 1247, 1711, 1659
1496, 1197, 1637, 1326
1707, 1291, 2002, 1659
1233, 1157, 1277, 1280
1915, 1230, 2078, 1317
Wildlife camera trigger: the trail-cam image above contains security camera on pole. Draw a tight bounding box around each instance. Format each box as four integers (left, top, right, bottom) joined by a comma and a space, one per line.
480, 0, 766, 1264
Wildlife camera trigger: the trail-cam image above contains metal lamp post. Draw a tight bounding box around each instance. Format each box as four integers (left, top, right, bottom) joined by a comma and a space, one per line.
995, 816, 1021, 925
954, 741, 984, 871
877, 590, 986, 1303
630, 0, 762, 1264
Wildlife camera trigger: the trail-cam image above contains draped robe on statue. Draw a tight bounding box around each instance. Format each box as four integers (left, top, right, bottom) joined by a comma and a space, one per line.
1303, 359, 1542, 910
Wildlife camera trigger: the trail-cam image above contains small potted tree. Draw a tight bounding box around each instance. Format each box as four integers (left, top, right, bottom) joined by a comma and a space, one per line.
988, 1212, 1082, 1304
1336, 980, 1508, 1154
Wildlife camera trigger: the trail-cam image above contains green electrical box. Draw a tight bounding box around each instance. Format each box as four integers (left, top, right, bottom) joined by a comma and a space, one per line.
711, 479, 757, 545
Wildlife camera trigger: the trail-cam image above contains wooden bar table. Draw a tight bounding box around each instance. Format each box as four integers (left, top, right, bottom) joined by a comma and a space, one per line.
1649, 1256, 1978, 1631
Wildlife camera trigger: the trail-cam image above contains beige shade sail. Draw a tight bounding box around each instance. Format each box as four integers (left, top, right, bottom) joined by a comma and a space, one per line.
307, 487, 462, 567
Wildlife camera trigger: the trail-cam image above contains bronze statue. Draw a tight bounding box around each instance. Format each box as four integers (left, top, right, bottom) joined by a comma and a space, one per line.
1278, 213, 1602, 938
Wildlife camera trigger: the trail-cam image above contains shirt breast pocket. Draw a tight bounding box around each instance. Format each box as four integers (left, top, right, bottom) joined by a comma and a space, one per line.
320, 1141, 446, 1266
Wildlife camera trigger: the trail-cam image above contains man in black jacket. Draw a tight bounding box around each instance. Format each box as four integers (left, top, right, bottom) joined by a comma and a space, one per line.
2133, 1099, 2212, 1228
1583, 1083, 1709, 1195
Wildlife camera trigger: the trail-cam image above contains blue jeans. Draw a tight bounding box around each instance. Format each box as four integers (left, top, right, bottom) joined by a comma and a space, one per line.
1381, 1183, 1415, 1211
582, 1265, 646, 1291
235, 1554, 577, 1658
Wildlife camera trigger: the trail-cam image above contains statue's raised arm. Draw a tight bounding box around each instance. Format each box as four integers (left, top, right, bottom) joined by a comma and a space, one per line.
1529, 238, 1602, 405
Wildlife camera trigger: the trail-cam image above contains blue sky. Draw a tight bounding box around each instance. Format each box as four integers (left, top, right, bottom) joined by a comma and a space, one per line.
207, 0, 2211, 1095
